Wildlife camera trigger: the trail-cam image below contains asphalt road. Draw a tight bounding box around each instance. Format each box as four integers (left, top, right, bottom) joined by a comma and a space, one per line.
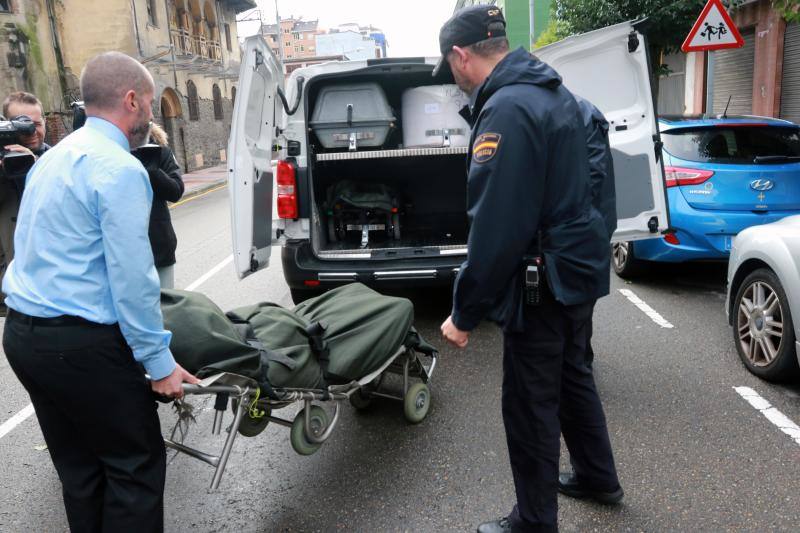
2, 187, 800, 532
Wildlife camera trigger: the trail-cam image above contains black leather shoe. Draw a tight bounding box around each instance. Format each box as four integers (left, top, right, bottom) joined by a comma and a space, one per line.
558, 472, 624, 505
476, 516, 512, 533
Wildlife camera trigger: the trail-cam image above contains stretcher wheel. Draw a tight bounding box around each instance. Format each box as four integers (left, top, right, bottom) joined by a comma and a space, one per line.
290, 405, 329, 456
403, 383, 430, 424
231, 399, 270, 437
349, 388, 372, 410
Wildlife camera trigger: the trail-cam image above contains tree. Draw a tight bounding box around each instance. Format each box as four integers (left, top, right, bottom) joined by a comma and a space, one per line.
552, 0, 743, 97
773, 0, 800, 23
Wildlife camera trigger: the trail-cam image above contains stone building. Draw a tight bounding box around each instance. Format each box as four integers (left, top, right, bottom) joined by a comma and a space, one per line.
0, 0, 255, 171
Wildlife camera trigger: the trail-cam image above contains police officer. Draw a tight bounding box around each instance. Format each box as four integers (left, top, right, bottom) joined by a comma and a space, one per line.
436, 7, 623, 532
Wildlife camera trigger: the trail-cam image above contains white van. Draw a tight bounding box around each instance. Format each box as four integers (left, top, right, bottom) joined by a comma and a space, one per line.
228, 21, 669, 303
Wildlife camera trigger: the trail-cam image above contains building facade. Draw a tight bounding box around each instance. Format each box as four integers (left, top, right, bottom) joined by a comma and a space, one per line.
316, 30, 379, 61
0, 0, 254, 171
261, 17, 319, 61
454, 0, 551, 49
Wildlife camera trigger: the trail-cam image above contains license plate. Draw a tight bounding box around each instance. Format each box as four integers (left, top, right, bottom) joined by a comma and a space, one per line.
346, 224, 385, 231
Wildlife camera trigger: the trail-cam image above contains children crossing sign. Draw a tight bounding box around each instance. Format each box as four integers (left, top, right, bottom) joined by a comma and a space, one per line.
681, 0, 744, 52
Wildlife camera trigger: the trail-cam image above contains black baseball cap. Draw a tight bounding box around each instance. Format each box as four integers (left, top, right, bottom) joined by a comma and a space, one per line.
433, 5, 507, 78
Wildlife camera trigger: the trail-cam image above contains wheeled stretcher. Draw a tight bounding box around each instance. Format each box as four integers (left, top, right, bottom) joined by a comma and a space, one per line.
159, 283, 437, 490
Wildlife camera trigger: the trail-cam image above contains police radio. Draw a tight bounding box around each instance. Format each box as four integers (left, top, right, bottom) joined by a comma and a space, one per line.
523, 231, 545, 307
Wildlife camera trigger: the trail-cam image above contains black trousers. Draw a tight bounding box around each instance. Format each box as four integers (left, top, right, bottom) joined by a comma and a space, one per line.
502, 290, 619, 532
4, 312, 166, 533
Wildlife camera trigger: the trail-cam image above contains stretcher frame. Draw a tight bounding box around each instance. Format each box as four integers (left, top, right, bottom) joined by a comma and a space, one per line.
165, 344, 437, 490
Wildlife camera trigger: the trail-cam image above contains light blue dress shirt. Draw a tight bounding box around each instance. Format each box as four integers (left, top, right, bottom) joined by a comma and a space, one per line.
3, 117, 176, 380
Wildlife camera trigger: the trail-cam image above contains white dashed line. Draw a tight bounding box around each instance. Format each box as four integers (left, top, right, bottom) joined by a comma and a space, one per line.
734, 386, 800, 446
618, 288, 675, 328
0, 404, 35, 440
0, 256, 234, 440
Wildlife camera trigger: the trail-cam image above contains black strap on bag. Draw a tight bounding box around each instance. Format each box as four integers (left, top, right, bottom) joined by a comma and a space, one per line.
305, 321, 331, 399
228, 319, 296, 400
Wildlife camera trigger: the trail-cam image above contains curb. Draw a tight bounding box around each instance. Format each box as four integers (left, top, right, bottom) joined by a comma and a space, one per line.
172, 179, 227, 207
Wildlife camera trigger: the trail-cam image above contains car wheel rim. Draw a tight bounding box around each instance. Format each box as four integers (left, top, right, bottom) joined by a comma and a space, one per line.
737, 281, 784, 367
612, 242, 629, 270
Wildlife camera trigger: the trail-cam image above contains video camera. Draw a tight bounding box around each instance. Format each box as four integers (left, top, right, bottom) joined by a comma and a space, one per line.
0, 115, 36, 179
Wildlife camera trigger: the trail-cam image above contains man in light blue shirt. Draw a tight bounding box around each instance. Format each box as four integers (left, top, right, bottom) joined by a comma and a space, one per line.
3, 51, 198, 533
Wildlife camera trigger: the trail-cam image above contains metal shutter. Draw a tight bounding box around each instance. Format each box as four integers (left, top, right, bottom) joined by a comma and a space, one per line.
781, 23, 800, 125
712, 29, 755, 115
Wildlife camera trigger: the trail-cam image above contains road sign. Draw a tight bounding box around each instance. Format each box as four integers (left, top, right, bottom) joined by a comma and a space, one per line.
681, 0, 745, 53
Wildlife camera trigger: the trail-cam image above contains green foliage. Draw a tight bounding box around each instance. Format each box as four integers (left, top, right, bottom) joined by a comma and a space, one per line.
773, 0, 800, 23
552, 0, 743, 53
533, 18, 573, 49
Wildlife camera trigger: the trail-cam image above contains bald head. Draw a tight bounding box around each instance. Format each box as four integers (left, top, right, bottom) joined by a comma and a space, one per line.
80, 52, 155, 147
81, 52, 154, 112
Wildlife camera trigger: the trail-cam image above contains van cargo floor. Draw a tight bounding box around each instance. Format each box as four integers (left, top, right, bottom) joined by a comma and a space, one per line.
320, 235, 466, 253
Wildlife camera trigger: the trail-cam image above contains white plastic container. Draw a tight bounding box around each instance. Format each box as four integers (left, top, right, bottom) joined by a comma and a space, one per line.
401, 85, 471, 148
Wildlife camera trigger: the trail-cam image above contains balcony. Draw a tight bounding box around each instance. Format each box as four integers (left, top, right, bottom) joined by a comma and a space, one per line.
170, 28, 193, 56
170, 28, 222, 63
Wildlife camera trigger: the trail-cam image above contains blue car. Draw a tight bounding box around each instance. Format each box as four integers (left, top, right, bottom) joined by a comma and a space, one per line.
613, 115, 800, 278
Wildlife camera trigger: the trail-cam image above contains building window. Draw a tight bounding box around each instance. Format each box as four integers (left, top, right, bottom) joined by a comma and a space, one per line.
224, 23, 232, 51
300, 45, 304, 52
146, 0, 157, 26
231, 86, 237, 108
292, 32, 300, 39
294, 46, 299, 53
212, 84, 223, 120
187, 80, 199, 121
0, 0, 11, 13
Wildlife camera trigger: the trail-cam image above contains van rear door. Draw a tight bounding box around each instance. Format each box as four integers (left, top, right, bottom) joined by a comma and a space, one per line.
228, 36, 284, 279
536, 21, 669, 242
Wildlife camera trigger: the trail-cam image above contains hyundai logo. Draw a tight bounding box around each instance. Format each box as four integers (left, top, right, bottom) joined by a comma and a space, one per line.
750, 179, 775, 191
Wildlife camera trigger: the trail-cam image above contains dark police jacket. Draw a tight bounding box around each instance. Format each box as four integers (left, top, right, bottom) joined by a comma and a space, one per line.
146, 146, 184, 267
574, 95, 617, 241
452, 48, 611, 333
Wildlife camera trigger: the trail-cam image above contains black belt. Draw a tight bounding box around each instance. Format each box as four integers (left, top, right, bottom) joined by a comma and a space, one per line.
7, 308, 114, 328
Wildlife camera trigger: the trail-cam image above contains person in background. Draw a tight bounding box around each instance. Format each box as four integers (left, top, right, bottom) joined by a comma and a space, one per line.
135, 122, 184, 289
0, 92, 51, 315
2, 51, 198, 532
574, 94, 617, 370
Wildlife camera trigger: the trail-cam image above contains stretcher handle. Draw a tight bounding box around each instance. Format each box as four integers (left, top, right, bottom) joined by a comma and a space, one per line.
181, 384, 253, 396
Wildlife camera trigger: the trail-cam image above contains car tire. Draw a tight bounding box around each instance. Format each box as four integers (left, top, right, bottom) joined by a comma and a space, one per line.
612, 241, 644, 279
290, 288, 323, 305
733, 268, 798, 382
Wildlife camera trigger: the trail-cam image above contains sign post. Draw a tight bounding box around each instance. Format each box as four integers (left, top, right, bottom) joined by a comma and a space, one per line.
681, 0, 745, 114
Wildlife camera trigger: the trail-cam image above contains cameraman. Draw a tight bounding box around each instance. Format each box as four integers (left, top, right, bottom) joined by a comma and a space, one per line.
0, 92, 51, 314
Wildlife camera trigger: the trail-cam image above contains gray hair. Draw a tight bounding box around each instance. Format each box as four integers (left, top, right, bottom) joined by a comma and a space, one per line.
466, 36, 510, 58
80, 51, 154, 111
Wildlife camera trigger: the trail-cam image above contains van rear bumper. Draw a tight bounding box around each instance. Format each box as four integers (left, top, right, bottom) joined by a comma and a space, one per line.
281, 240, 465, 290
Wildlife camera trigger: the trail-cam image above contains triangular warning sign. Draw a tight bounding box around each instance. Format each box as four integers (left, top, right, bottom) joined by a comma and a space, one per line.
681, 0, 745, 52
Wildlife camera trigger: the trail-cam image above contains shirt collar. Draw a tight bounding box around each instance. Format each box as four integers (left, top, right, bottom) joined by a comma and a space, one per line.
84, 117, 130, 151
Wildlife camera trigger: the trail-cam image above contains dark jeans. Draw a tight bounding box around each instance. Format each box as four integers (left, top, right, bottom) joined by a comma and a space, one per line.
4, 312, 166, 533
502, 290, 619, 532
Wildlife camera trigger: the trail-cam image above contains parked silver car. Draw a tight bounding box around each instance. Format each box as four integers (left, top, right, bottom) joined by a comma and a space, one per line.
727, 215, 800, 381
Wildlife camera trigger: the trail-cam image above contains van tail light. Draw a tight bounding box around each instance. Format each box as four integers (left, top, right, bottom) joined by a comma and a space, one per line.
664, 233, 680, 245
664, 166, 714, 188
276, 160, 298, 219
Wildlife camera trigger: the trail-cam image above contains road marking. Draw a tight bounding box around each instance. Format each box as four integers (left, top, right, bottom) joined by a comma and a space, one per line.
0, 404, 35, 440
184, 255, 233, 291
618, 288, 675, 328
169, 183, 227, 210
734, 386, 800, 446
0, 255, 234, 440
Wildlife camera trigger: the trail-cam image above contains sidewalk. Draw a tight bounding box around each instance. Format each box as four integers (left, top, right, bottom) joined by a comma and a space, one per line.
181, 164, 227, 200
